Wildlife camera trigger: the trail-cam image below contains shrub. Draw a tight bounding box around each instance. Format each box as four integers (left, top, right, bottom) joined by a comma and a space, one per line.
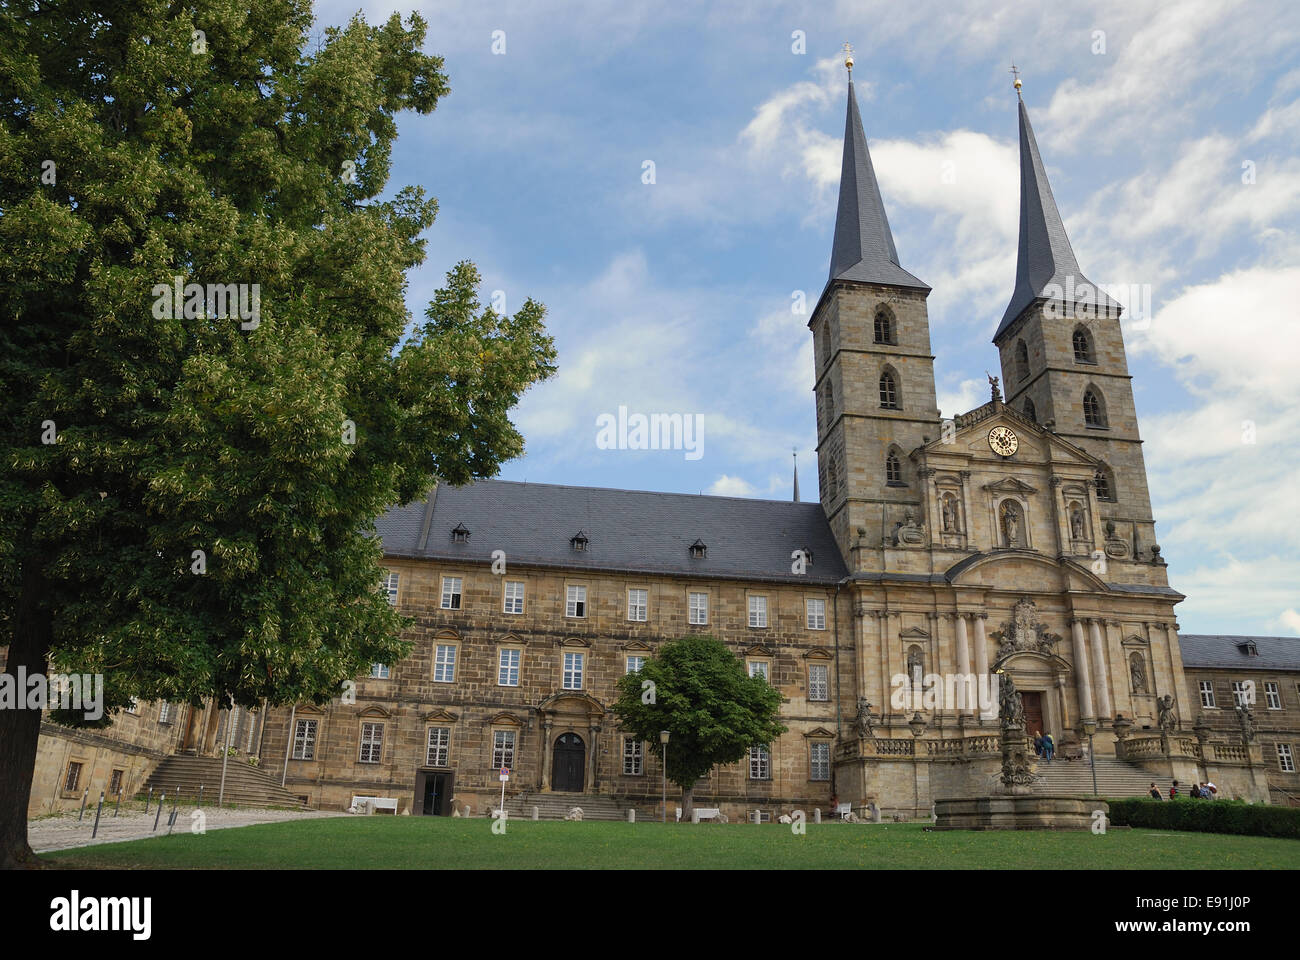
1106, 797, 1300, 839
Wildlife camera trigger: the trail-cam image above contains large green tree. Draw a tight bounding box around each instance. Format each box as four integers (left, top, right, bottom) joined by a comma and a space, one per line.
613, 635, 786, 820
0, 1, 556, 866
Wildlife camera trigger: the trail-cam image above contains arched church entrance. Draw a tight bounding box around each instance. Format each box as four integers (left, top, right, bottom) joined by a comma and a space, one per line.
552, 733, 585, 792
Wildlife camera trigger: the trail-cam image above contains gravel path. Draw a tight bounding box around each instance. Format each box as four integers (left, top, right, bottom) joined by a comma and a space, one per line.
30, 805, 349, 853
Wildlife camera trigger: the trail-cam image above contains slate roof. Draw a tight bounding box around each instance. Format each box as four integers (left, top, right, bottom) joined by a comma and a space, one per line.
994, 98, 1119, 340
1179, 635, 1300, 672
826, 81, 929, 292
376, 480, 848, 584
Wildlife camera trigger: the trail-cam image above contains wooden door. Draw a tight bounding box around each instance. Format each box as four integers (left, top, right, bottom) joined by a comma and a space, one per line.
1021, 692, 1045, 739
552, 733, 585, 793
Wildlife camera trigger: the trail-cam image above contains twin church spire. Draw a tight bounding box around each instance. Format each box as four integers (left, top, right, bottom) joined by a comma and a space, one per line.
824, 60, 1114, 337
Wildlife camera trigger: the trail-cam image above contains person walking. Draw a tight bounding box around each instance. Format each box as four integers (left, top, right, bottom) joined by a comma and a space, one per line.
1033, 731, 1043, 758
1169, 780, 1179, 799
1042, 732, 1054, 762
1149, 782, 1162, 800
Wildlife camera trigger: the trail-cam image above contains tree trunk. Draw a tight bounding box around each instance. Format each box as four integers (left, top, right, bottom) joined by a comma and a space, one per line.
680, 783, 694, 822
0, 564, 53, 869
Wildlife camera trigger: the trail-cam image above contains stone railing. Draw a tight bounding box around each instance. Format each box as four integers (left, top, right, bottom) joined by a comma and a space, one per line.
1117, 736, 1166, 760
954, 402, 998, 429
1210, 742, 1250, 763
837, 734, 1004, 761
924, 735, 1001, 758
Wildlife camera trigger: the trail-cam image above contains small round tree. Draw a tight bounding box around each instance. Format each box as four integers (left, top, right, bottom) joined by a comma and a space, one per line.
613, 635, 786, 821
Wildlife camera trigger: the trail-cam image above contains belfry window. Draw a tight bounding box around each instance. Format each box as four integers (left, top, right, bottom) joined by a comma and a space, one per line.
879, 371, 899, 409
1083, 389, 1105, 427
1023, 397, 1037, 422
1073, 327, 1095, 363
1015, 340, 1030, 382
874, 309, 895, 345
885, 452, 902, 485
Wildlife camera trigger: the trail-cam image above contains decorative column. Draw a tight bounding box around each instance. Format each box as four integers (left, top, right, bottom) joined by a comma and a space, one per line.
959, 471, 974, 549
1070, 618, 1096, 722
588, 721, 601, 793
540, 718, 553, 791
954, 614, 973, 718
879, 611, 895, 721
1088, 619, 1112, 719
1049, 476, 1069, 555
973, 614, 990, 720
920, 468, 940, 545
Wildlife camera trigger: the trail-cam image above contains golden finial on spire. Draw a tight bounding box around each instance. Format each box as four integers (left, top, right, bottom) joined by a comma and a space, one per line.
843, 41, 855, 77
1010, 62, 1023, 98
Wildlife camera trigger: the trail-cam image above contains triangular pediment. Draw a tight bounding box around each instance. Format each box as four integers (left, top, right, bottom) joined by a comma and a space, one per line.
358, 704, 391, 719
620, 639, 654, 652
744, 644, 775, 658
897, 626, 930, 639
423, 708, 459, 723
803, 726, 836, 739
984, 476, 1038, 495
925, 404, 1101, 470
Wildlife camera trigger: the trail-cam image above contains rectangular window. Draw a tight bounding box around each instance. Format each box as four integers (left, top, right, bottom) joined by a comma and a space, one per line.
498, 648, 521, 686
157, 701, 171, 724
749, 595, 768, 628
1265, 681, 1281, 710
623, 738, 643, 775
64, 762, 83, 793
1232, 680, 1253, 707
1278, 743, 1295, 773
748, 660, 769, 682
806, 598, 826, 630
440, 576, 463, 610
492, 730, 516, 770
503, 580, 525, 615
810, 742, 830, 781
126, 698, 138, 715
626, 655, 646, 674
383, 571, 399, 605
749, 745, 771, 780
627, 588, 648, 622
809, 663, 829, 701
359, 722, 384, 763
1199, 680, 1216, 708
689, 591, 708, 626
434, 645, 457, 683
426, 727, 450, 767
369, 663, 390, 679
563, 652, 585, 690
109, 769, 124, 796
292, 718, 318, 760
566, 585, 587, 618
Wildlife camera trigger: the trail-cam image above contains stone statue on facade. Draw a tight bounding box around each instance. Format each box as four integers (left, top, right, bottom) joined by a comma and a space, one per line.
996, 672, 1037, 793
941, 497, 956, 533
987, 372, 1002, 402
1071, 507, 1086, 540
893, 508, 924, 546
1235, 704, 1256, 744
1156, 694, 1178, 731
853, 697, 875, 739
1003, 506, 1020, 546
1129, 654, 1147, 694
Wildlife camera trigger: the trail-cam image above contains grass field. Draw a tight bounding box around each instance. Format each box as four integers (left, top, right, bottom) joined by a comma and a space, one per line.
43, 816, 1300, 869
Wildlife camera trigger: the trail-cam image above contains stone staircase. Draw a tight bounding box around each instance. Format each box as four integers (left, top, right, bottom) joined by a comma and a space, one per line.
143, 755, 307, 809
1030, 756, 1160, 798
499, 791, 635, 821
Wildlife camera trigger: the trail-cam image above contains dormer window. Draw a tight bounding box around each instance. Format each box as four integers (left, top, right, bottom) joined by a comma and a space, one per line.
451, 523, 470, 543
570, 531, 589, 552
1238, 640, 1259, 656
689, 539, 707, 559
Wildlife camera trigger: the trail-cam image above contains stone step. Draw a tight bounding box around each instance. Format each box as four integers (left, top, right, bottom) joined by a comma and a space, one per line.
143, 756, 307, 809
1030, 757, 1164, 797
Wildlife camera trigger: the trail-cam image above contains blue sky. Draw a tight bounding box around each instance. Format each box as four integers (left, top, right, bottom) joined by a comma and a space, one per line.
317, 0, 1299, 636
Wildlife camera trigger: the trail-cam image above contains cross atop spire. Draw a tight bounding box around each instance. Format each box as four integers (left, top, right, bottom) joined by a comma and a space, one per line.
994, 96, 1119, 339
1010, 62, 1022, 99
826, 68, 928, 291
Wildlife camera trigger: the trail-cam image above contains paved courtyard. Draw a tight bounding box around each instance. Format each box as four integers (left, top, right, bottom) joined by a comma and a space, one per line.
29, 804, 348, 853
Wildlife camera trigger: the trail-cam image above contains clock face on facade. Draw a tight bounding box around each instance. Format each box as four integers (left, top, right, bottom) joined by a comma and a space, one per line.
988, 426, 1019, 457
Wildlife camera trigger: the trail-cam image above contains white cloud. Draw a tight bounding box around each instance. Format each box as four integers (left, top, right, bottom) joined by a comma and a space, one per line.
708, 474, 758, 497
1273, 608, 1300, 636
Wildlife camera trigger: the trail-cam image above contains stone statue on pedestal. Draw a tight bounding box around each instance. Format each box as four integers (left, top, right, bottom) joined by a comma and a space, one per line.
997, 673, 1037, 793
1156, 694, 1178, 732
1235, 704, 1256, 744
853, 697, 875, 739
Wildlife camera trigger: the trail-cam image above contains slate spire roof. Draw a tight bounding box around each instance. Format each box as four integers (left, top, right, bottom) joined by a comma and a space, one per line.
995, 97, 1119, 340
826, 81, 928, 291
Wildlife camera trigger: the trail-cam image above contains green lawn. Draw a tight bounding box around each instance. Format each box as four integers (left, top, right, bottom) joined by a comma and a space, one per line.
44, 816, 1300, 869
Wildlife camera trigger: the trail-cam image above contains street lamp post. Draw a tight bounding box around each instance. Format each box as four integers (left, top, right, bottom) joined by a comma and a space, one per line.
660, 730, 670, 823
1082, 718, 1098, 796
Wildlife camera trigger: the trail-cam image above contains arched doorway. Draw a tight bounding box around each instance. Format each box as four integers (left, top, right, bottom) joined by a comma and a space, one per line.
552, 733, 586, 792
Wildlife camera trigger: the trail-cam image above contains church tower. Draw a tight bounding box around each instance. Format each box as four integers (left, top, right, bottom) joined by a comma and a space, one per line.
811, 55, 940, 569
993, 91, 1158, 562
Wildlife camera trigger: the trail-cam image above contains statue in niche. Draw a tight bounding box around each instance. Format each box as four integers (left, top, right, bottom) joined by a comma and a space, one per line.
1071, 505, 1086, 540
1000, 500, 1022, 547
941, 496, 957, 532
1129, 652, 1147, 694
853, 698, 875, 738
906, 645, 924, 683
1156, 694, 1178, 731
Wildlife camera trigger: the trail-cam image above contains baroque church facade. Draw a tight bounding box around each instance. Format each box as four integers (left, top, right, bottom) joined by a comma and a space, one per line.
20, 71, 1284, 819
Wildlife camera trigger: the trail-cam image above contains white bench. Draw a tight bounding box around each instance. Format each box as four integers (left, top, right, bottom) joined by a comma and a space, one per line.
351, 795, 398, 814
676, 806, 722, 822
